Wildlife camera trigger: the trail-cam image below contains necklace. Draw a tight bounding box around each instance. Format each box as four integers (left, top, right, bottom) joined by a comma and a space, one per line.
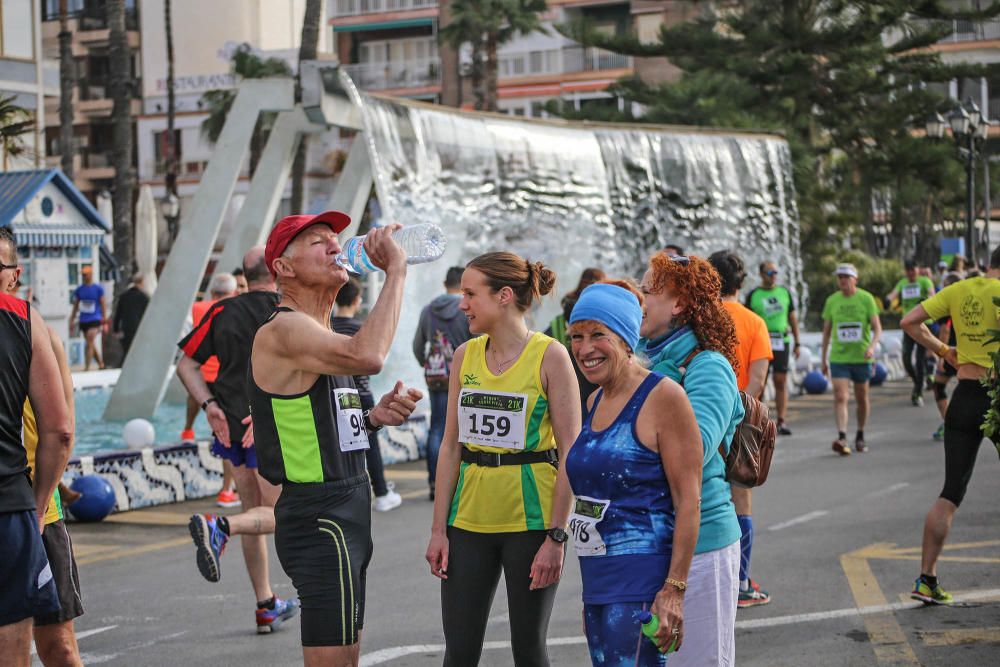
491, 330, 532, 374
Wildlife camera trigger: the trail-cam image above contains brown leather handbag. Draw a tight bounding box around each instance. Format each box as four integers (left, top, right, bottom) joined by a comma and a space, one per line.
679, 349, 777, 488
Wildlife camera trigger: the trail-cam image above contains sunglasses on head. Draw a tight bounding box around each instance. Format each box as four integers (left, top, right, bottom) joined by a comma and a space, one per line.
0, 261, 18, 272
667, 254, 690, 265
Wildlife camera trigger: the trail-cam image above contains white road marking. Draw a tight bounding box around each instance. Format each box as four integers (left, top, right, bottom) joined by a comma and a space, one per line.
768, 510, 829, 531
31, 625, 117, 655
359, 588, 1000, 665
866, 482, 910, 499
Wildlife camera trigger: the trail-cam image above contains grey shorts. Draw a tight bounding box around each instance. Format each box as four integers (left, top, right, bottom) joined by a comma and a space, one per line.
35, 520, 84, 626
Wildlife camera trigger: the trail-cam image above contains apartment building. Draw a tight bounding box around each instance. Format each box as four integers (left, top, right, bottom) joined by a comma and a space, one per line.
39, 0, 141, 201
1, 0, 57, 170
329, 1, 689, 117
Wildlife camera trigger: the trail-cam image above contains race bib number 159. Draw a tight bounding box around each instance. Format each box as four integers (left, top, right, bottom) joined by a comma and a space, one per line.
458, 389, 528, 450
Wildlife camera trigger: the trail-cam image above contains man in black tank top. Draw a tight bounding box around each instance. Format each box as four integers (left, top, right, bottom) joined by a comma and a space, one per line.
177, 246, 301, 635
0, 228, 72, 661
250, 212, 422, 663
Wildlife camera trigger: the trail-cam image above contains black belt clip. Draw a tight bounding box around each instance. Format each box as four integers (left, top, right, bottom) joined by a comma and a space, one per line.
461, 447, 558, 468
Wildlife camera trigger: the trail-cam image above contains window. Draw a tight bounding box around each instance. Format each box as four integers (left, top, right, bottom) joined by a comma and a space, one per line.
1, 0, 34, 59
153, 129, 182, 174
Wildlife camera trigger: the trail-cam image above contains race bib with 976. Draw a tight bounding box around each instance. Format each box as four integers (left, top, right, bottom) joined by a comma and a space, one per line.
569, 496, 610, 557
901, 284, 922, 300
769, 332, 786, 352
458, 389, 528, 449
333, 388, 369, 452
836, 322, 863, 343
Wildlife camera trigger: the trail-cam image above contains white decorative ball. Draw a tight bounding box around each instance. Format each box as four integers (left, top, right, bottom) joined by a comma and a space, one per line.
123, 418, 155, 448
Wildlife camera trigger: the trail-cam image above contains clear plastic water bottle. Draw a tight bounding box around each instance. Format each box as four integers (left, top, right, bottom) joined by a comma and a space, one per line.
639, 611, 679, 655
335, 223, 447, 276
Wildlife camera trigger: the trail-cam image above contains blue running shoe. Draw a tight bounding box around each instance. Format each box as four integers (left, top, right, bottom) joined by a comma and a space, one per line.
188, 513, 228, 583
932, 423, 945, 441
256, 597, 300, 634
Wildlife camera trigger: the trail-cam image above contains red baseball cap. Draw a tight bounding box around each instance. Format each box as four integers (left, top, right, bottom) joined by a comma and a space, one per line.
264, 211, 352, 276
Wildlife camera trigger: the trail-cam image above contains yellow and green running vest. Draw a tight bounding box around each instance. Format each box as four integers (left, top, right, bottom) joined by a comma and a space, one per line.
448, 331, 557, 533
22, 400, 63, 525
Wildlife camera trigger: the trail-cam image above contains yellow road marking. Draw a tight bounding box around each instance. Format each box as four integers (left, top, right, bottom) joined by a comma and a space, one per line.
919, 626, 1000, 646
840, 549, 920, 665
76, 537, 190, 566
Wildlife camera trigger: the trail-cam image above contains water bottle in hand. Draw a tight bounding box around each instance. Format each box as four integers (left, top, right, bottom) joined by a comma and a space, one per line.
639, 611, 679, 655
336, 223, 447, 276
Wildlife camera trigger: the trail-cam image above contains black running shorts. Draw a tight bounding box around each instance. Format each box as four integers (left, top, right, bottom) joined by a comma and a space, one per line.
769, 347, 791, 374
36, 519, 84, 625
0, 509, 61, 626
274, 475, 373, 647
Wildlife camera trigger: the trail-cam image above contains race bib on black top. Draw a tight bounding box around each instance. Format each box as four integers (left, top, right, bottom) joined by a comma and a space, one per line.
334, 388, 369, 452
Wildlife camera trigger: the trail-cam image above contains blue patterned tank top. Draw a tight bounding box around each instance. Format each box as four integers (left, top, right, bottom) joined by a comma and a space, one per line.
565, 372, 675, 604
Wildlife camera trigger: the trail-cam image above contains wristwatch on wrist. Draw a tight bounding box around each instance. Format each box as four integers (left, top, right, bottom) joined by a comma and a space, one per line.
363, 409, 383, 433
201, 397, 218, 411
546, 527, 569, 544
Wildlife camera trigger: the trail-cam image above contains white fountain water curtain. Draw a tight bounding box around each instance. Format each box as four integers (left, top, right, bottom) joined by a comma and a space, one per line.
339, 72, 804, 396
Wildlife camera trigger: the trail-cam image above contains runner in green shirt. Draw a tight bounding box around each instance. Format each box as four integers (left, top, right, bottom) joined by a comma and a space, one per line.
821, 263, 883, 456
745, 261, 801, 435
886, 260, 935, 405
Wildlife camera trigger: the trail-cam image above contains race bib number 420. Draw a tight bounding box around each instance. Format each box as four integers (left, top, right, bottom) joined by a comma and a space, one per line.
333, 388, 369, 452
458, 389, 528, 449
901, 285, 921, 300
569, 496, 610, 557
836, 322, 863, 343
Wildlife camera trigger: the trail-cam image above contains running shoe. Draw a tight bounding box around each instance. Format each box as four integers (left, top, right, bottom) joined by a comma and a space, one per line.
738, 579, 771, 608
180, 428, 196, 442
932, 423, 945, 441
910, 578, 954, 605
855, 436, 868, 453
832, 438, 851, 456
189, 513, 228, 583
777, 421, 792, 436
216, 489, 241, 508
911, 391, 924, 407
256, 597, 300, 634
374, 481, 402, 512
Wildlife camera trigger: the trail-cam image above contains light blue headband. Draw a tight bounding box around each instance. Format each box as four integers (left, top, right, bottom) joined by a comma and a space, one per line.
569, 283, 642, 350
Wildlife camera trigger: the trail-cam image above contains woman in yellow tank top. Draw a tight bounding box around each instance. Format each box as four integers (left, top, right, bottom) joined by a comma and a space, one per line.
425, 252, 582, 666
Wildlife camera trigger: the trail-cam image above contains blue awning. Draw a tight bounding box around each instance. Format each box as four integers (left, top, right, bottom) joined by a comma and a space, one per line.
12, 223, 106, 248
333, 18, 433, 32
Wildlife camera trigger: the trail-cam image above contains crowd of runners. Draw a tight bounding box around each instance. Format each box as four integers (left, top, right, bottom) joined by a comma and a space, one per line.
1, 212, 998, 667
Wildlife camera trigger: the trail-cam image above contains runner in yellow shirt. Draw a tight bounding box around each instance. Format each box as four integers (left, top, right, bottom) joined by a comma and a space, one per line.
425, 252, 581, 666
901, 245, 1000, 605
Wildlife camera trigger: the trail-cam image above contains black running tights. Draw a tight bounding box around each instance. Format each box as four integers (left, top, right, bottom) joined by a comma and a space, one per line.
902, 332, 926, 393
941, 380, 994, 507
442, 527, 557, 667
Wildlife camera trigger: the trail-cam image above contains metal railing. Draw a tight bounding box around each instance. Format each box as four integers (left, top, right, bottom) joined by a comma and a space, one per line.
498, 46, 632, 78
341, 58, 441, 90
932, 18, 1000, 43
332, 0, 437, 18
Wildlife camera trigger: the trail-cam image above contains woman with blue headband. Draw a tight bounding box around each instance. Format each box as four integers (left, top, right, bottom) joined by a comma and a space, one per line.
565, 280, 703, 666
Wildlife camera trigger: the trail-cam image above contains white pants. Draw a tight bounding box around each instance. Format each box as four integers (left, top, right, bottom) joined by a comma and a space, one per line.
670, 540, 739, 667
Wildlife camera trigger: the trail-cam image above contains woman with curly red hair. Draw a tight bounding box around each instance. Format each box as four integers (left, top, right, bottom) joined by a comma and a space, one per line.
635, 252, 743, 666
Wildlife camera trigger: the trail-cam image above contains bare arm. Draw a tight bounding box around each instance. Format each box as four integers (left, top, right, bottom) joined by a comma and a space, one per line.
789, 310, 801, 353
649, 380, 702, 652
100, 295, 109, 323
820, 320, 832, 374
28, 309, 72, 529
177, 355, 231, 444
867, 314, 882, 359
745, 358, 769, 399
69, 299, 79, 333
902, 305, 958, 369
426, 344, 468, 579
529, 341, 582, 590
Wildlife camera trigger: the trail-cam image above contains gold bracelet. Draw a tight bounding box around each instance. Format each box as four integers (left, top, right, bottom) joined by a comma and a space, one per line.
664, 577, 687, 592
938, 343, 950, 357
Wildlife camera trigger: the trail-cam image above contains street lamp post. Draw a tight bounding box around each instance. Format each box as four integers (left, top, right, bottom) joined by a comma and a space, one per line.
927, 99, 991, 266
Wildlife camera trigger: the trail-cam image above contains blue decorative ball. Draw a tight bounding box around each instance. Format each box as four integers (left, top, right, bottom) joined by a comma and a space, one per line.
68, 475, 116, 522
803, 370, 828, 394
871, 362, 888, 386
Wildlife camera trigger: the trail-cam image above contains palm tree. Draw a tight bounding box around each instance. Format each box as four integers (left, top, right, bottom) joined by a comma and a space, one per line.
440, 0, 547, 111
200, 44, 292, 177
108, 0, 135, 293
290, 0, 323, 213
0, 95, 33, 168
58, 0, 74, 178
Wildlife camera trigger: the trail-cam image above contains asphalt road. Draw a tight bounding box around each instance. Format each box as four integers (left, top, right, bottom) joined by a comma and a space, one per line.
48, 381, 999, 666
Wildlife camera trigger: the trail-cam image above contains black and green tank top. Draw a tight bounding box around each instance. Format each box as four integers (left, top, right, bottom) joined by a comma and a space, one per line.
247, 308, 369, 486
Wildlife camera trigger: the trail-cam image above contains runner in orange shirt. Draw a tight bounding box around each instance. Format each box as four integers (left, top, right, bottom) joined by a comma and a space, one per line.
709, 250, 774, 608
185, 273, 239, 507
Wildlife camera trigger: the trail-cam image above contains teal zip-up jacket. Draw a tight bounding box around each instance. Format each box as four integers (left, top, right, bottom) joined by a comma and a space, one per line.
636, 326, 743, 554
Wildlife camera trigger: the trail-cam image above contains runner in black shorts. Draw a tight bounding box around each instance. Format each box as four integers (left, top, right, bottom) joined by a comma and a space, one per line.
901, 245, 1000, 604
0, 227, 73, 665
249, 212, 421, 664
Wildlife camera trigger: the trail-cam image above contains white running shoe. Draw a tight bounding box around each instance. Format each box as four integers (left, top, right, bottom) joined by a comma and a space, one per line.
373, 489, 402, 512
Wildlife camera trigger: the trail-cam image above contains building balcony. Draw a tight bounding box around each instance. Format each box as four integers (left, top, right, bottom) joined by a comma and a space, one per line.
332, 0, 438, 18
341, 58, 441, 91
498, 46, 632, 79
926, 18, 1000, 45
